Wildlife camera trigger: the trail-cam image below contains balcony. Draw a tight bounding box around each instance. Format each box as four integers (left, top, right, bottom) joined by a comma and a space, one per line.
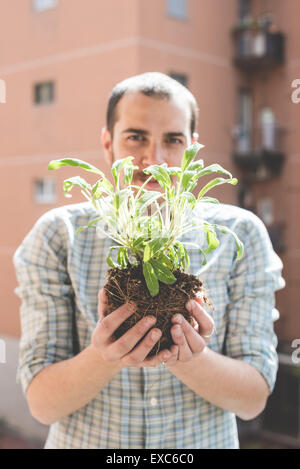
267, 222, 286, 253
232, 26, 285, 71
232, 124, 285, 181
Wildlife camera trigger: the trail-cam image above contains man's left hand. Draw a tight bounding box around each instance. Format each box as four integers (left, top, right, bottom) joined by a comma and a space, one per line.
165, 298, 215, 367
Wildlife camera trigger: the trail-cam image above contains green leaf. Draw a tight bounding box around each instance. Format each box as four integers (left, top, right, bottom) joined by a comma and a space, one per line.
132, 236, 146, 249
199, 197, 220, 204
180, 192, 197, 209
117, 247, 129, 268
197, 177, 238, 201
181, 142, 205, 172
92, 178, 114, 198
76, 217, 101, 235
156, 252, 174, 270
143, 236, 169, 262
186, 160, 204, 172
183, 244, 190, 270
113, 188, 131, 211
143, 261, 159, 297
211, 223, 244, 260
124, 164, 139, 185
135, 191, 162, 216
174, 241, 190, 270
169, 245, 180, 269
198, 247, 208, 265
48, 158, 105, 177
106, 245, 123, 268
203, 223, 220, 254
143, 164, 171, 189
181, 170, 196, 190
166, 166, 182, 179
196, 164, 233, 179
113, 193, 120, 211
63, 176, 92, 198
182, 242, 208, 266
111, 157, 134, 186
149, 258, 177, 285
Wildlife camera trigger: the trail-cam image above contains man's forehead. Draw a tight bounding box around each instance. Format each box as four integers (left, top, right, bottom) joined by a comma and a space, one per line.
115, 92, 190, 131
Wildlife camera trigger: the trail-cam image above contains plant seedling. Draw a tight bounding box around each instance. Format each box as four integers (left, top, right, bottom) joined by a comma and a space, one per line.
49, 142, 243, 356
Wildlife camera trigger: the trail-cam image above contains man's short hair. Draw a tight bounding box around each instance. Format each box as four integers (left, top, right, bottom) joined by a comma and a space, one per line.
106, 72, 199, 138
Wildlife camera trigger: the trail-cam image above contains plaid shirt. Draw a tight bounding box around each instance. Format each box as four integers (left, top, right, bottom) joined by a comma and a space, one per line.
13, 201, 285, 449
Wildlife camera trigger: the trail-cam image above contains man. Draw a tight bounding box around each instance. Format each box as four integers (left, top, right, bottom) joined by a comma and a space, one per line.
13, 72, 285, 449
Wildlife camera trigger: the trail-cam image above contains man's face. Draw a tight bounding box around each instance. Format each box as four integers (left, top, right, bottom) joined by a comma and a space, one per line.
102, 92, 197, 191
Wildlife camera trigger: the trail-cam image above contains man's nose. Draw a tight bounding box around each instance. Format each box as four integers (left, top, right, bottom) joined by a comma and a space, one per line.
140, 142, 165, 166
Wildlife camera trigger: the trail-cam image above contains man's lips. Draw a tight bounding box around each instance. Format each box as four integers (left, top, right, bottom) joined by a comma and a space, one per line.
138, 179, 162, 190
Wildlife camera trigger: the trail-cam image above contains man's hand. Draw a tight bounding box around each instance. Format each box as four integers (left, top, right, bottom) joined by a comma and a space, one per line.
165, 297, 215, 367
91, 289, 176, 368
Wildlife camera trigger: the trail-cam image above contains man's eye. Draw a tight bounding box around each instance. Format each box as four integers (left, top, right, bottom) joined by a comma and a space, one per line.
128, 135, 145, 142
167, 138, 184, 144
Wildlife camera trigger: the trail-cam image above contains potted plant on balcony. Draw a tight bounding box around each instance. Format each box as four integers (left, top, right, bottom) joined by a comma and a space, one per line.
48, 143, 244, 357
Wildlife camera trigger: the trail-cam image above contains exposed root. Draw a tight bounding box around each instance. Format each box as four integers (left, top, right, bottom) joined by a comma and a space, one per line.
103, 263, 213, 358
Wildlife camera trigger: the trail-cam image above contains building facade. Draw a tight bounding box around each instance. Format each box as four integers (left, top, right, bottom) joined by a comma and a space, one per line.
0, 0, 299, 444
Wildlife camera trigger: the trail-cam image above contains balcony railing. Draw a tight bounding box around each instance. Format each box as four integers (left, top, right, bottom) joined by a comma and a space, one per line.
267, 222, 286, 253
232, 27, 285, 70
232, 124, 285, 181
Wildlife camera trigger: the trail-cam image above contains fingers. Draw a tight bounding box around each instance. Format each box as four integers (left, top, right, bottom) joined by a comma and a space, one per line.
186, 299, 214, 341
163, 345, 179, 366
95, 292, 212, 368
95, 291, 164, 362
169, 299, 210, 363
123, 327, 163, 366
169, 323, 194, 362
94, 300, 136, 347
98, 288, 108, 320
111, 316, 159, 361
143, 344, 178, 367
172, 315, 205, 354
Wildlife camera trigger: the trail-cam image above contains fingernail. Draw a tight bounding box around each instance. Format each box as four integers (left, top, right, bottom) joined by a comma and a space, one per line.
173, 314, 182, 323
186, 300, 194, 311
126, 303, 136, 313
151, 329, 161, 341
145, 315, 156, 325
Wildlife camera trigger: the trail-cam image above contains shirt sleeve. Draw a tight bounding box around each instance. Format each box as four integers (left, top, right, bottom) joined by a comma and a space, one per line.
224, 212, 285, 393
13, 210, 75, 396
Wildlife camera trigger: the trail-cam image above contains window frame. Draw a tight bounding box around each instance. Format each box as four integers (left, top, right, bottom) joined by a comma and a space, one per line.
167, 0, 187, 21
34, 81, 55, 105
33, 0, 58, 13
34, 178, 57, 205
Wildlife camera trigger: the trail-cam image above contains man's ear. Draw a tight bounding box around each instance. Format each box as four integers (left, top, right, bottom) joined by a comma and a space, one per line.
101, 127, 113, 165
192, 132, 199, 144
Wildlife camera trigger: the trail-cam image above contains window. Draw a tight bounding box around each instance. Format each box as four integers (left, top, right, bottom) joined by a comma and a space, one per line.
236, 88, 252, 153
238, 0, 251, 21
167, 0, 187, 20
34, 179, 56, 204
260, 107, 276, 150
257, 198, 274, 226
33, 0, 58, 11
169, 73, 188, 88
34, 81, 55, 105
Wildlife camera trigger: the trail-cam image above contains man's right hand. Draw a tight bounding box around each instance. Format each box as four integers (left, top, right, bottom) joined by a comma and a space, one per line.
91, 289, 177, 368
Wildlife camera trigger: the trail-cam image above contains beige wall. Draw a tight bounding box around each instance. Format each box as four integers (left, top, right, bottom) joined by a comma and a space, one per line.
0, 0, 299, 344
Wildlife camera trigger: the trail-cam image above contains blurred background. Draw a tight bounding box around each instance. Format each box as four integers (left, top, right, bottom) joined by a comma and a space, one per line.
0, 0, 299, 449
